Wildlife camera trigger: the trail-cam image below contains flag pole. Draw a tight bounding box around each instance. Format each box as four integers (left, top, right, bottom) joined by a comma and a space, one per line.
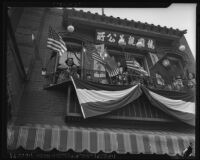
53, 52, 59, 83
81, 42, 85, 80
43, 38, 48, 74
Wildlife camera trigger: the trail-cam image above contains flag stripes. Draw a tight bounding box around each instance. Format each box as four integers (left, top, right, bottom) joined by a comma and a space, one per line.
85, 44, 106, 65
148, 90, 195, 114
141, 86, 195, 126
92, 52, 106, 65
74, 84, 138, 104
125, 53, 141, 69
71, 77, 142, 118
125, 53, 148, 76
70, 77, 195, 126
84, 43, 120, 77
47, 26, 67, 56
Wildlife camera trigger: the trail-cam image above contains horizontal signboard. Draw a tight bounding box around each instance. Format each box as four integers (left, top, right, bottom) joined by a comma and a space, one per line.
96, 30, 156, 51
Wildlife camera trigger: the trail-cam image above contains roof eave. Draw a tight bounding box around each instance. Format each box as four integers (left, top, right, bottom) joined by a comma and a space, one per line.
63, 9, 186, 39
67, 16, 183, 41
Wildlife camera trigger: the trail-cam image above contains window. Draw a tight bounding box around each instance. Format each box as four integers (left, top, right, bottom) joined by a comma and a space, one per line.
45, 40, 149, 86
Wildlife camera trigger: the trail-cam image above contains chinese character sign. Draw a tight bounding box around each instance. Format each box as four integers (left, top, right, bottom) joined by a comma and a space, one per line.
96, 30, 155, 50
97, 32, 106, 41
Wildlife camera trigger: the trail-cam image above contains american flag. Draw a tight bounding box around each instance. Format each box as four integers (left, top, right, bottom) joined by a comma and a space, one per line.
47, 26, 67, 56
85, 43, 120, 77
125, 53, 148, 76
105, 56, 120, 77
106, 66, 120, 77
85, 43, 106, 65
125, 53, 141, 69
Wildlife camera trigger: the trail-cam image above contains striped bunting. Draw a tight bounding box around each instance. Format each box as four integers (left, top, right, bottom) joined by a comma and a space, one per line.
7, 125, 195, 156
141, 86, 195, 126
47, 26, 67, 56
70, 77, 195, 126
71, 77, 142, 118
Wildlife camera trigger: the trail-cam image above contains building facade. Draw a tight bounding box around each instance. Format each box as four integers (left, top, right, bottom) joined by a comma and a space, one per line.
7, 8, 196, 159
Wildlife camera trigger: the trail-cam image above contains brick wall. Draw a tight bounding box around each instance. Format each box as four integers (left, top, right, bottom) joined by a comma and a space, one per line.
13, 8, 69, 126
8, 7, 48, 122
7, 34, 25, 118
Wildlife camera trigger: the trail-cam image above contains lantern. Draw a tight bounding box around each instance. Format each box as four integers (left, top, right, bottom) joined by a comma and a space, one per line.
104, 52, 108, 58
179, 45, 185, 51
82, 47, 86, 53
136, 41, 143, 48
67, 25, 74, 33
41, 68, 47, 76
118, 38, 126, 46
31, 34, 35, 41
162, 59, 170, 67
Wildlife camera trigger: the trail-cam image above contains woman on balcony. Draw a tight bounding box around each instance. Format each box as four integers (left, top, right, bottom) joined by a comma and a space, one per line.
56, 58, 79, 83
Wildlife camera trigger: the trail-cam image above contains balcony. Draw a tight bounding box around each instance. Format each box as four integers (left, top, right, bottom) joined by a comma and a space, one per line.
38, 63, 196, 125
43, 68, 195, 93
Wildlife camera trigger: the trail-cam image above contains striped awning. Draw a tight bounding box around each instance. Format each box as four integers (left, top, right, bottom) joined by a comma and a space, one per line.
7, 125, 195, 156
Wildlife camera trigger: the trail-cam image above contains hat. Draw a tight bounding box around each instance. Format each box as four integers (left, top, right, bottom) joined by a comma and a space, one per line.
176, 75, 182, 79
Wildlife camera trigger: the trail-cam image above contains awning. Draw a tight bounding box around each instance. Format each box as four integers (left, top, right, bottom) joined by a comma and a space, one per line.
7, 125, 195, 156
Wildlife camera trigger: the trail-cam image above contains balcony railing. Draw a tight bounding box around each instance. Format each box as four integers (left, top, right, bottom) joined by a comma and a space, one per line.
43, 68, 195, 92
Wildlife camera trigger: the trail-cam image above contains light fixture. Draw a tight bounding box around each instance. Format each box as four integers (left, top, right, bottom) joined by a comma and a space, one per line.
179, 45, 185, 51
31, 34, 35, 41
162, 59, 170, 67
41, 68, 47, 76
67, 25, 74, 33
136, 41, 143, 48
104, 52, 108, 58
82, 47, 86, 53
